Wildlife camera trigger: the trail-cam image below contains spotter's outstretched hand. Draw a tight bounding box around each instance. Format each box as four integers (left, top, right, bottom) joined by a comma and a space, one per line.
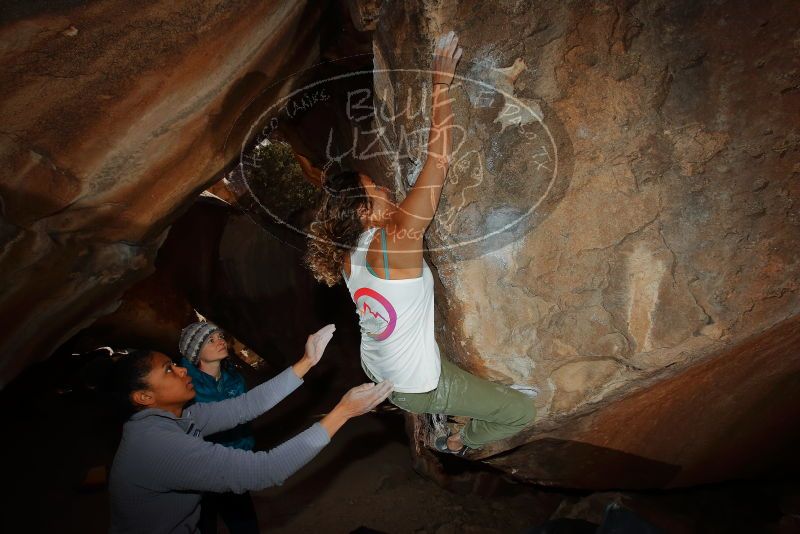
304, 323, 336, 366
338, 381, 394, 417
293, 324, 336, 378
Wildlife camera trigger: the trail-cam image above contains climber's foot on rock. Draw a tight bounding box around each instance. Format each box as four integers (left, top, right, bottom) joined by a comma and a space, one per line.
434, 430, 468, 456
447, 433, 464, 451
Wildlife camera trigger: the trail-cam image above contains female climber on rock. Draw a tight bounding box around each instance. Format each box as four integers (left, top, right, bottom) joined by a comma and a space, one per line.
304, 31, 536, 454
107, 325, 392, 534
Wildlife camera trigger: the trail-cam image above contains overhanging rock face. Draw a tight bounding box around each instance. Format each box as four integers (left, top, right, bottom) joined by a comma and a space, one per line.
370, 0, 800, 488
1, 0, 798, 491
0, 0, 324, 385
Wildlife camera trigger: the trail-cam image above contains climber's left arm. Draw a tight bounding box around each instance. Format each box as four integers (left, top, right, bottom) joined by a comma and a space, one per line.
392, 31, 463, 235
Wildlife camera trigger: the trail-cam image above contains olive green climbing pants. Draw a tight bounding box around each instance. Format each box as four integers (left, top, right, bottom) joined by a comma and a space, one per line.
372, 358, 536, 449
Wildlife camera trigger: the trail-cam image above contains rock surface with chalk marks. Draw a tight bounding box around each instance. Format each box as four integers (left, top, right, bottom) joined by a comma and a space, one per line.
371, 0, 800, 489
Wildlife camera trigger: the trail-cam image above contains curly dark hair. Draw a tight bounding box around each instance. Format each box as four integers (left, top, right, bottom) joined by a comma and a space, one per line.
109, 349, 155, 419
304, 170, 370, 286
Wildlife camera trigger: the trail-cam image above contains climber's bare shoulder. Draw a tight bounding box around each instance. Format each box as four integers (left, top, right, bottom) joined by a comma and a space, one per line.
377, 218, 422, 277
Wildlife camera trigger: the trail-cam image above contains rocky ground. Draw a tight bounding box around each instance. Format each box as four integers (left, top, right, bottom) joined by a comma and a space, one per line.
256, 413, 556, 534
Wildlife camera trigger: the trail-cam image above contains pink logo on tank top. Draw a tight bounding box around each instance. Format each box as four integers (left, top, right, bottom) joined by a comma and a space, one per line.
354, 287, 397, 341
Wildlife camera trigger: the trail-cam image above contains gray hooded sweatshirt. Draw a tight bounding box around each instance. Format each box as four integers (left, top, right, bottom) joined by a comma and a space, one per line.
109, 367, 329, 534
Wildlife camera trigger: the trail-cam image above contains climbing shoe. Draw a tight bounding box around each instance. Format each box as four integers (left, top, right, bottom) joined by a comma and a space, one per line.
434, 434, 469, 456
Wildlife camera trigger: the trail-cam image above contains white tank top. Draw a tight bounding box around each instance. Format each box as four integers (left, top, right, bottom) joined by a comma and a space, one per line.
343, 228, 441, 393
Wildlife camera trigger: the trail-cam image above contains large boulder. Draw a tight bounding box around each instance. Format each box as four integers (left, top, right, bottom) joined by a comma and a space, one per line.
0, 0, 327, 385
368, 0, 800, 488
2, 0, 798, 491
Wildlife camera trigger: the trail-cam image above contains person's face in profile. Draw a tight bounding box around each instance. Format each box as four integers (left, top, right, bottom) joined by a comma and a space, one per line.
132, 352, 195, 411
359, 173, 394, 224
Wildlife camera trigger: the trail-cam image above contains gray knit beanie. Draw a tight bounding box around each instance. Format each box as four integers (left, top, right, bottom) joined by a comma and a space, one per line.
179, 322, 222, 364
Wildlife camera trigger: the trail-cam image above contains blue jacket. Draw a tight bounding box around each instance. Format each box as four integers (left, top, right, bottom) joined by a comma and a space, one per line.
180, 357, 256, 451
